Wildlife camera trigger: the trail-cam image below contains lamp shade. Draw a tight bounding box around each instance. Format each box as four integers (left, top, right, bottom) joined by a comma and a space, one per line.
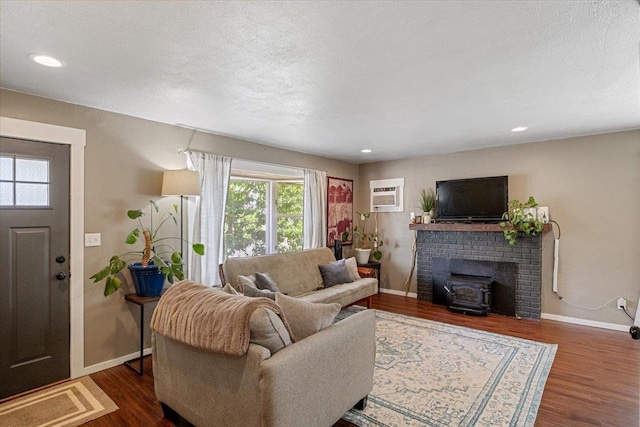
161, 170, 201, 196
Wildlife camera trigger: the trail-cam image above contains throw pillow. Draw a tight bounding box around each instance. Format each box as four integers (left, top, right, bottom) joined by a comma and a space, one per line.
238, 274, 257, 290
255, 272, 282, 293
221, 283, 239, 295
275, 293, 340, 341
243, 285, 276, 301
318, 258, 353, 287
249, 307, 292, 354
344, 257, 361, 281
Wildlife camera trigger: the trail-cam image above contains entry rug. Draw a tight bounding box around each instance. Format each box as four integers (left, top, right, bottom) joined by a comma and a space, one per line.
341, 310, 557, 427
0, 376, 118, 427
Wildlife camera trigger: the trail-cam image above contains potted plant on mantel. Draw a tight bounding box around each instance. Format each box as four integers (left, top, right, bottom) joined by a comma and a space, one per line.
349, 211, 384, 264
499, 196, 544, 245
90, 200, 205, 297
419, 188, 435, 223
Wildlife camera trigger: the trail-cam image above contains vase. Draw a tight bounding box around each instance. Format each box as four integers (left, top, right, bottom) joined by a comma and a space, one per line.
354, 248, 371, 265
128, 262, 165, 297
422, 213, 431, 224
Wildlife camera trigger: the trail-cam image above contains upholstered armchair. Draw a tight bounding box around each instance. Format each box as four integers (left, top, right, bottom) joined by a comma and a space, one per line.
152, 282, 376, 427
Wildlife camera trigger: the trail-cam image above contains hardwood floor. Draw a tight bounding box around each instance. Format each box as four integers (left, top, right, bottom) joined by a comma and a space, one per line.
87, 293, 640, 427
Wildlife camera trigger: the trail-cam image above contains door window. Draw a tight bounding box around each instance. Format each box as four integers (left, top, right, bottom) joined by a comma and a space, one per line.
0, 156, 50, 207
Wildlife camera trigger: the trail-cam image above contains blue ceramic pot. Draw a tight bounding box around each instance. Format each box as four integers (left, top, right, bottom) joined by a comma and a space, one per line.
128, 262, 164, 297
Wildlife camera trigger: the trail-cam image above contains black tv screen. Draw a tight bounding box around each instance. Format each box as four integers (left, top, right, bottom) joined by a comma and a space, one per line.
436, 176, 508, 222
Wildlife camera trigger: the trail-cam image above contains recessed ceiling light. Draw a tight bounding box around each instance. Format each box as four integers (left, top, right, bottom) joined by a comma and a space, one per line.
511, 126, 528, 132
361, 149, 372, 153
29, 54, 65, 68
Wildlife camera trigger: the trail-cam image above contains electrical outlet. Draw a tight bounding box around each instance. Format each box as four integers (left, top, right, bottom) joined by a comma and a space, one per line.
537, 207, 549, 223
617, 298, 626, 310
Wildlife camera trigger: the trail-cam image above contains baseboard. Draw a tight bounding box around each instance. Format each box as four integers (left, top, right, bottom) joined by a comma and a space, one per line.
380, 288, 417, 299
81, 348, 152, 377
541, 313, 630, 332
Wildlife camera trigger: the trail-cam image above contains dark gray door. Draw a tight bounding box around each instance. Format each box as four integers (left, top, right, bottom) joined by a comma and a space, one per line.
0, 137, 70, 399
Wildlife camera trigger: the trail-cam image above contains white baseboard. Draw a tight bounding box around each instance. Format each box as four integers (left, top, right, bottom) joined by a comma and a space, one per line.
81, 348, 152, 377
541, 313, 630, 332
380, 288, 417, 299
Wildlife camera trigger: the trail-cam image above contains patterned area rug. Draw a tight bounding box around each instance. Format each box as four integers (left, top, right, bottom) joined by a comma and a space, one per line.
341, 309, 557, 427
0, 376, 118, 427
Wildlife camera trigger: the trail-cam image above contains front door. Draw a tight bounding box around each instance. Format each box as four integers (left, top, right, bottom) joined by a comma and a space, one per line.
0, 137, 70, 399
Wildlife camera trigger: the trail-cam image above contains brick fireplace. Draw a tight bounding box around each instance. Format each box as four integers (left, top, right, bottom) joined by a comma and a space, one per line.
411, 223, 546, 319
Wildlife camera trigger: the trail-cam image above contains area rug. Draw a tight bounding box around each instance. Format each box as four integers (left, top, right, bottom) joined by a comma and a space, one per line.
341, 309, 557, 427
0, 376, 118, 427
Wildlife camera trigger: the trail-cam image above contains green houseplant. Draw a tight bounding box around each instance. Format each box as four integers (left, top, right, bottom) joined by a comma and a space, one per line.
419, 188, 435, 222
351, 211, 384, 263
90, 200, 204, 296
499, 196, 544, 245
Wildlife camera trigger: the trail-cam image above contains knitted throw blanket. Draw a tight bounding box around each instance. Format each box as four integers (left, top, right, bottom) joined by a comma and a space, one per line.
150, 280, 288, 356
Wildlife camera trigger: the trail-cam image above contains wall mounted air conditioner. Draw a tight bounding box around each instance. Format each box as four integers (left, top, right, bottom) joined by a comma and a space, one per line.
372, 186, 398, 208
370, 178, 404, 212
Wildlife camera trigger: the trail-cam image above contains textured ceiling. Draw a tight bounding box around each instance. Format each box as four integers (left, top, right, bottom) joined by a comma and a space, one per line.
1, 1, 639, 164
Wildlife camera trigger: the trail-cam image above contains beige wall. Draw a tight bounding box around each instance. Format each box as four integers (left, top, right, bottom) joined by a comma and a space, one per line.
0, 89, 359, 366
2, 87, 637, 367
360, 130, 640, 325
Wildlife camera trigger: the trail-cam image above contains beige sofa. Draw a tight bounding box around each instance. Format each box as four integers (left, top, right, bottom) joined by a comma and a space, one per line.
222, 247, 378, 308
152, 283, 376, 427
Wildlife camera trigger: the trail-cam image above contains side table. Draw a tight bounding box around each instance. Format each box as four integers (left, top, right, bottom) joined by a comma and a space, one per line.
124, 293, 161, 375
357, 261, 381, 293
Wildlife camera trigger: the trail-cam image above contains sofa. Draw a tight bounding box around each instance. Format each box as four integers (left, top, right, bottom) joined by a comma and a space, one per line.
221, 247, 378, 308
152, 281, 376, 427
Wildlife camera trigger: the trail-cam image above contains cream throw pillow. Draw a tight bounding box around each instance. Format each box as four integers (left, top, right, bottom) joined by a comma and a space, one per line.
344, 257, 361, 281
249, 307, 292, 354
275, 293, 340, 342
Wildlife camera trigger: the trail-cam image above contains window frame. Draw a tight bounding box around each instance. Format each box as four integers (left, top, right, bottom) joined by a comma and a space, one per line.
226, 174, 303, 256
272, 179, 304, 254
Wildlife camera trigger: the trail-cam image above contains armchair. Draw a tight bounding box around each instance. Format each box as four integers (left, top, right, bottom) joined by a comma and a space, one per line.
153, 308, 375, 427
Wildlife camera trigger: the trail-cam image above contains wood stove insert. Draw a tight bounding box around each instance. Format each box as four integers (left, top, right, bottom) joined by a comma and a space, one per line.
444, 275, 492, 316
433, 258, 517, 316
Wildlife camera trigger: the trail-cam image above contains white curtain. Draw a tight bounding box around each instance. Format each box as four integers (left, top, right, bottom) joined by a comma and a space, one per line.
186, 152, 232, 286
303, 169, 327, 249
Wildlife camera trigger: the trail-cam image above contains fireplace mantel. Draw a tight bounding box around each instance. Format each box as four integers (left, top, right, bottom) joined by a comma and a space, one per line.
409, 223, 552, 232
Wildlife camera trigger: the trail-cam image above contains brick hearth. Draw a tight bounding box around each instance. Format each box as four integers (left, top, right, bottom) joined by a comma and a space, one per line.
413, 226, 543, 319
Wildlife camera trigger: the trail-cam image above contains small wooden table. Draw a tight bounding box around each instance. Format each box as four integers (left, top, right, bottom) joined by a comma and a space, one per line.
357, 261, 381, 293
124, 293, 161, 375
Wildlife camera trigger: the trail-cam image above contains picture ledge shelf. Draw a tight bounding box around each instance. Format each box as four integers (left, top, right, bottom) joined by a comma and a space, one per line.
409, 223, 552, 232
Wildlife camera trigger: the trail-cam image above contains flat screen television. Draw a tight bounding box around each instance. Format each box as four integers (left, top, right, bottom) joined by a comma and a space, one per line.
436, 176, 508, 222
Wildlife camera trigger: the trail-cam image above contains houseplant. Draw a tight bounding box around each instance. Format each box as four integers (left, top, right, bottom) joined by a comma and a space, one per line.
499, 196, 544, 245
90, 200, 204, 297
419, 188, 435, 223
351, 211, 384, 263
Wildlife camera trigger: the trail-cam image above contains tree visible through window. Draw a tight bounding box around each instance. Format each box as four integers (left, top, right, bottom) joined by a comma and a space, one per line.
224, 178, 303, 258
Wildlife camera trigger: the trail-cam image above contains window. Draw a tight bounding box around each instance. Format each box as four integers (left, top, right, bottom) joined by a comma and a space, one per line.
224, 175, 303, 257
0, 155, 50, 207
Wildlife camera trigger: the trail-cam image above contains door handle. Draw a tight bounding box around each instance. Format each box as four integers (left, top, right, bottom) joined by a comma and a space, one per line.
55, 272, 66, 280
56, 256, 66, 264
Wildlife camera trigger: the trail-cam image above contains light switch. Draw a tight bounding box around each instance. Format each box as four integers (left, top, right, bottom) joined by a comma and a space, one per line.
85, 233, 101, 247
